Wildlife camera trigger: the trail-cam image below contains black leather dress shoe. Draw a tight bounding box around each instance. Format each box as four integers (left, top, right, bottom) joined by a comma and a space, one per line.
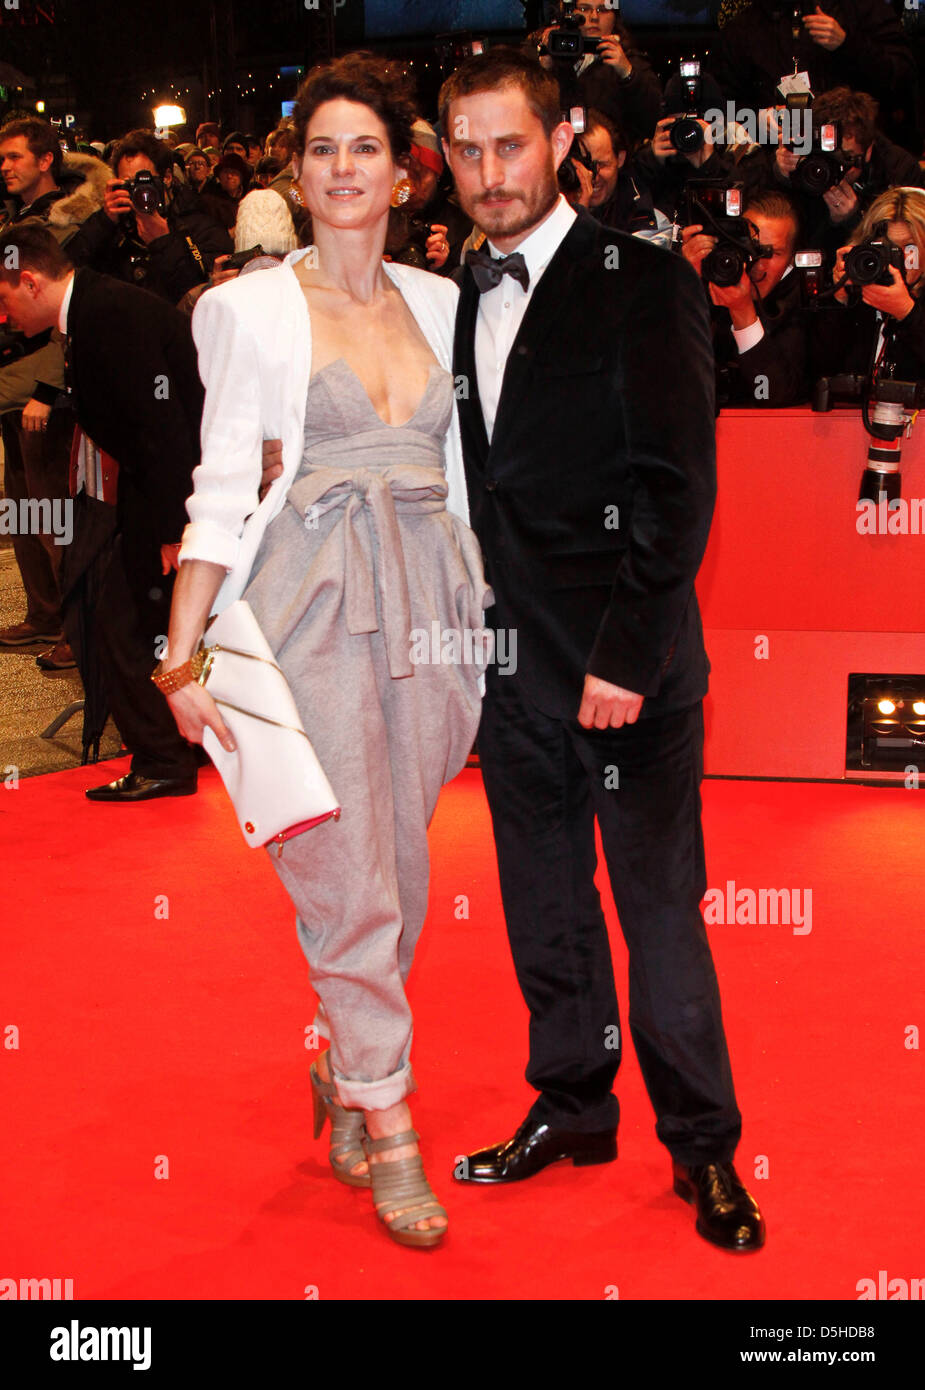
85, 772, 197, 802
672, 1160, 766, 1252
455, 1117, 617, 1184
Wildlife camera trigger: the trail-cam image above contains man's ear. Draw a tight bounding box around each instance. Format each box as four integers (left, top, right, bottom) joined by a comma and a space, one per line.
551, 120, 575, 172
441, 138, 452, 167
616, 150, 627, 170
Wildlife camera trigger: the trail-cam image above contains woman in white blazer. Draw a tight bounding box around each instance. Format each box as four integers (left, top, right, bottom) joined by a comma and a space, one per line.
157, 54, 489, 1249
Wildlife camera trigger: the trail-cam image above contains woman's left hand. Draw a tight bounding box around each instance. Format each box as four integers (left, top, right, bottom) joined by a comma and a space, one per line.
426, 224, 450, 269
861, 265, 915, 319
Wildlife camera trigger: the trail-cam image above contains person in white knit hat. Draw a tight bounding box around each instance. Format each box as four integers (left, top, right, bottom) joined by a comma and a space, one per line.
178, 188, 299, 312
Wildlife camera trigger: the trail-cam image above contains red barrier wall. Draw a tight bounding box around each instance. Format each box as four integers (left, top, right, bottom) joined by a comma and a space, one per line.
698, 408, 925, 779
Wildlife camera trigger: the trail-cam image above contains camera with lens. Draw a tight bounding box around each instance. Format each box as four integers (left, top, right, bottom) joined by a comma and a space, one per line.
541, 0, 603, 59
843, 223, 908, 288
558, 128, 599, 198
788, 115, 847, 196
680, 182, 772, 288
668, 59, 705, 155
113, 169, 167, 235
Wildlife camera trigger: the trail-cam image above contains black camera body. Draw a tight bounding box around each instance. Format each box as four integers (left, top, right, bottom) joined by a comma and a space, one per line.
843, 227, 906, 288
543, 1, 602, 59
680, 182, 772, 288
113, 169, 167, 235
669, 60, 705, 155
789, 118, 846, 196
558, 136, 598, 198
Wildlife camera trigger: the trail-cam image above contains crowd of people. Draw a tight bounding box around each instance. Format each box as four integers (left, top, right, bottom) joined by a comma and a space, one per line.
1, 7, 923, 1253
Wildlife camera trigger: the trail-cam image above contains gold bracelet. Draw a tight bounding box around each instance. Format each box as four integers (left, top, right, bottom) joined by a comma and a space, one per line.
151, 647, 207, 694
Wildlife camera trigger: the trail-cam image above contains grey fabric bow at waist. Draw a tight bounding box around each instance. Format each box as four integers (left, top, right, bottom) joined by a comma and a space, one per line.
287, 461, 449, 679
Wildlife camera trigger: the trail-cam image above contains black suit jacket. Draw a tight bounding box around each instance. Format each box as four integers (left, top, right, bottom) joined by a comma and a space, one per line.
454, 207, 716, 721
66, 267, 204, 589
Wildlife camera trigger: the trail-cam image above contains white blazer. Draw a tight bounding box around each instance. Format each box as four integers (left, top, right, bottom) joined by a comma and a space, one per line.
179, 247, 468, 615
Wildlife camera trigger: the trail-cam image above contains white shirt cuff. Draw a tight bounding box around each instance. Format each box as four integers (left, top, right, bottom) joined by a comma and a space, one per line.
732, 319, 765, 354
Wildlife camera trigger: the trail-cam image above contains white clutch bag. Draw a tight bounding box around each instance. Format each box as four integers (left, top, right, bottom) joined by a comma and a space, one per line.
196, 600, 341, 853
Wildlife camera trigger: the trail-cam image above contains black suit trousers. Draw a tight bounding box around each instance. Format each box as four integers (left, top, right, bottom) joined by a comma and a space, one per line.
477, 670, 742, 1166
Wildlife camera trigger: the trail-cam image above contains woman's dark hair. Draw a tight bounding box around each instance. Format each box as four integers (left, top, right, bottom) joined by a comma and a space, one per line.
291, 51, 416, 166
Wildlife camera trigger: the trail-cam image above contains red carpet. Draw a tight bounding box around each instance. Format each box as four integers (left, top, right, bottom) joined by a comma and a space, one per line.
2, 763, 922, 1300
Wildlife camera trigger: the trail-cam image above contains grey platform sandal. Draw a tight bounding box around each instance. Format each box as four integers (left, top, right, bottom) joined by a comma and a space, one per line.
364, 1128, 448, 1248
309, 1055, 371, 1188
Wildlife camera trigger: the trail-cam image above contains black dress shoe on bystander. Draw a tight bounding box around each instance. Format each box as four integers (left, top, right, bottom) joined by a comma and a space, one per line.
672, 1160, 766, 1252
455, 1116, 617, 1184
85, 771, 197, 802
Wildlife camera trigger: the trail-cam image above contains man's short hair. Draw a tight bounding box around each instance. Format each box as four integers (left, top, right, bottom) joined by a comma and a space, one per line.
744, 188, 801, 248
586, 108, 627, 156
0, 223, 73, 283
813, 88, 879, 151
110, 129, 172, 177
438, 47, 563, 140
0, 116, 62, 183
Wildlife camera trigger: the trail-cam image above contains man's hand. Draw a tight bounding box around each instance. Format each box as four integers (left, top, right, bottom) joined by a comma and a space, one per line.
861, 264, 915, 319
823, 178, 859, 225
426, 223, 450, 268
210, 253, 241, 288
160, 543, 182, 575
597, 35, 632, 79
260, 438, 284, 501
134, 209, 171, 244
774, 145, 801, 180
21, 398, 52, 433
709, 268, 758, 329
802, 5, 846, 50
571, 157, 595, 209
680, 223, 716, 277
103, 178, 134, 224
578, 674, 644, 729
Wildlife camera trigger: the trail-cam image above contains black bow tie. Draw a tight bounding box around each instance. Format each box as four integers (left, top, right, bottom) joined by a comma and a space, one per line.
466, 248, 530, 294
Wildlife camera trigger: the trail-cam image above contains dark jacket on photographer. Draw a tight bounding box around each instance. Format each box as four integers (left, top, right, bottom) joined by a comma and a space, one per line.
0, 151, 108, 415
634, 142, 736, 223
66, 179, 232, 306
576, 45, 663, 148
524, 22, 662, 148
385, 189, 473, 276
707, 0, 916, 118
809, 291, 925, 386
711, 264, 811, 406
591, 160, 660, 236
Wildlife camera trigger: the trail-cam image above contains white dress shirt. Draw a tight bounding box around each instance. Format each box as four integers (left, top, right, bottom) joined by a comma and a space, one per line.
475, 194, 577, 441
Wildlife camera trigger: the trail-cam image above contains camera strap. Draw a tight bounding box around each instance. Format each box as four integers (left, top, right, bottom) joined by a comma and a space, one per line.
185, 235, 207, 281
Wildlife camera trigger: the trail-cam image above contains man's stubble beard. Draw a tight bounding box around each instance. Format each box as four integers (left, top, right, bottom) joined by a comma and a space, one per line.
459, 155, 560, 244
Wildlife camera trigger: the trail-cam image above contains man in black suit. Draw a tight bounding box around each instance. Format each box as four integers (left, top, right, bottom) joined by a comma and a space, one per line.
439, 50, 765, 1251
0, 225, 203, 800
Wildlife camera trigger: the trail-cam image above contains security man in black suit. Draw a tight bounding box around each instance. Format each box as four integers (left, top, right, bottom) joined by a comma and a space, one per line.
0, 224, 203, 800
439, 50, 765, 1252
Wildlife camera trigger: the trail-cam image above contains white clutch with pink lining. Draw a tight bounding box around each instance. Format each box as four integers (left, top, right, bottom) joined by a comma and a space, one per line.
197, 600, 340, 853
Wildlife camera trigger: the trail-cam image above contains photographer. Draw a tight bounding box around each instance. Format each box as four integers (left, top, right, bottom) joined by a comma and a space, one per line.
576, 108, 660, 234
811, 187, 925, 381
384, 119, 471, 274
771, 89, 925, 253
708, 0, 916, 120
682, 188, 811, 405
634, 73, 734, 222
66, 129, 232, 305
529, 2, 662, 146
